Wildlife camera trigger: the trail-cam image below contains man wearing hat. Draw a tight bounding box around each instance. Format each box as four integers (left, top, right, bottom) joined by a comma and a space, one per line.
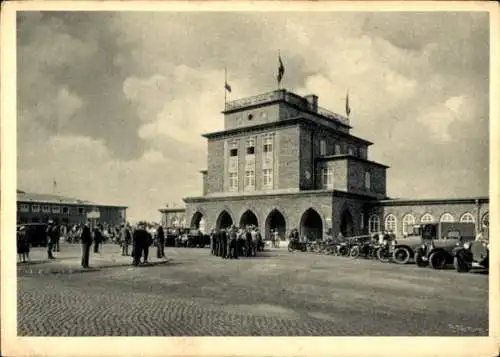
46, 220, 58, 259
80, 220, 92, 268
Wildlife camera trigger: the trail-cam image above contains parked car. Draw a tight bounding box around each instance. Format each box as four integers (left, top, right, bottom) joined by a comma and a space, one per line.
453, 240, 489, 273
186, 229, 210, 248
414, 236, 463, 269
17, 223, 48, 247
391, 222, 475, 265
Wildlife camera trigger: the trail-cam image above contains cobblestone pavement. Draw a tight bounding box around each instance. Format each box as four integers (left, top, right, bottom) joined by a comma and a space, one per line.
17, 247, 489, 336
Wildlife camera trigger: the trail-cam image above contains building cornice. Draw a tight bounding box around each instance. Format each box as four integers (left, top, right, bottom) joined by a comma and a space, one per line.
183, 189, 335, 203
317, 154, 390, 169
158, 208, 187, 213
17, 199, 127, 209
202, 117, 373, 146
376, 197, 490, 206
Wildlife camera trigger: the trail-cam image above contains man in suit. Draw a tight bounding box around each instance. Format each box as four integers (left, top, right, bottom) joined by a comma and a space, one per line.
46, 220, 58, 259
156, 225, 165, 259
80, 221, 92, 268
93, 224, 103, 253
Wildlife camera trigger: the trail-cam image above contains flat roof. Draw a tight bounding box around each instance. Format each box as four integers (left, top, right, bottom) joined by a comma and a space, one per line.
17, 190, 127, 208
317, 154, 390, 169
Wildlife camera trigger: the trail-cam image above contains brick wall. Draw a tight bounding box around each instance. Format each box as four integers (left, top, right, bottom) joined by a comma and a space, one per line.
276, 126, 300, 190
366, 201, 489, 237
206, 139, 225, 194
185, 191, 333, 240
347, 159, 387, 198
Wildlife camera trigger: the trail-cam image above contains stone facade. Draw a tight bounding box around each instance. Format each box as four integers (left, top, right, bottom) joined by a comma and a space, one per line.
168, 89, 489, 240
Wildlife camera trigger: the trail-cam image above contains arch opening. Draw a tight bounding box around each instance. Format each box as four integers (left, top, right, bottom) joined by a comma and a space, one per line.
300, 208, 323, 241
216, 210, 233, 230
190, 212, 205, 232
265, 209, 286, 241
340, 209, 354, 237
240, 210, 259, 228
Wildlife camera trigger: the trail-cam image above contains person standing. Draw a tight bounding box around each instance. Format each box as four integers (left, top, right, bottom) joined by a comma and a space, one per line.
220, 229, 228, 258
80, 221, 92, 268
93, 224, 103, 253
46, 220, 57, 259
156, 225, 165, 258
274, 230, 280, 248
17, 226, 30, 263
120, 224, 131, 256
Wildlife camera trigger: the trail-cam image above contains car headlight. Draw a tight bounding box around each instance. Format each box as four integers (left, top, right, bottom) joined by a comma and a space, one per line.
463, 242, 471, 250
421, 244, 426, 249
391, 240, 397, 246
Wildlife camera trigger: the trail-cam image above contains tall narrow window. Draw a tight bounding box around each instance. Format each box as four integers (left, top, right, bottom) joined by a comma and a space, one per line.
334, 144, 341, 155
368, 215, 380, 233
246, 137, 255, 155
263, 136, 273, 153
320, 139, 326, 156
348, 147, 355, 156
229, 172, 238, 191
244, 170, 255, 190
32, 204, 40, 213
263, 169, 273, 188
321, 167, 333, 188
365, 171, 371, 190
384, 214, 397, 233
402, 214, 416, 235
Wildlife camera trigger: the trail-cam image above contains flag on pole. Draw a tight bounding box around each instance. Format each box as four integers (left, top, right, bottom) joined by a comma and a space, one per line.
277, 53, 285, 84
224, 66, 232, 93
345, 91, 351, 117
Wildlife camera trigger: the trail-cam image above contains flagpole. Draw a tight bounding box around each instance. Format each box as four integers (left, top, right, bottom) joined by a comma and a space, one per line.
277, 50, 281, 90
224, 66, 227, 110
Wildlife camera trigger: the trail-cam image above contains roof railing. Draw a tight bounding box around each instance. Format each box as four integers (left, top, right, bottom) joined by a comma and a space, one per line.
225, 89, 350, 126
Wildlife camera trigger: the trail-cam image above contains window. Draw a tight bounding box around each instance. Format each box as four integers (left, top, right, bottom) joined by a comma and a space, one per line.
481, 213, 489, 228
368, 215, 380, 233
348, 147, 355, 156
365, 171, 371, 190
246, 138, 255, 155
78, 207, 85, 215
263, 169, 273, 188
321, 167, 333, 188
229, 172, 238, 191
460, 212, 475, 223
440, 213, 455, 223
42, 205, 50, 213
384, 214, 397, 233
360, 213, 364, 230
244, 170, 255, 189
32, 204, 40, 213
320, 139, 326, 156
19, 204, 30, 212
420, 213, 434, 223
62, 206, 69, 215
334, 144, 341, 155
52, 206, 60, 214
402, 214, 416, 235
359, 147, 367, 159
263, 136, 273, 153
230, 148, 238, 157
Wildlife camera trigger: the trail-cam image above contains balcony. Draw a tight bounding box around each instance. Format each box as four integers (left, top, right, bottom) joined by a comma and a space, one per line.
224, 89, 350, 126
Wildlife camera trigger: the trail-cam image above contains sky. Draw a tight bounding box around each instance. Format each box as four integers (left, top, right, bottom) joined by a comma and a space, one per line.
16, 11, 490, 222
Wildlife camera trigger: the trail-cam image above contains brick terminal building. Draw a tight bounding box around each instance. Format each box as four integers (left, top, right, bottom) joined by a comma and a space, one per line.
160, 89, 489, 240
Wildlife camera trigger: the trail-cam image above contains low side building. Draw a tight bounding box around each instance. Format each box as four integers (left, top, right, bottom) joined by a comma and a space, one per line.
16, 190, 127, 226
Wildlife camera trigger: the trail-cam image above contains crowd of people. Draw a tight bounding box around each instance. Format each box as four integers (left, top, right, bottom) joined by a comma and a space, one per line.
209, 225, 264, 259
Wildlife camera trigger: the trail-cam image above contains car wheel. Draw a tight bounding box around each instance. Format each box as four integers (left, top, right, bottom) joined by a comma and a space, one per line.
376, 247, 390, 263
414, 249, 428, 268
453, 255, 470, 273
429, 251, 446, 270
393, 247, 411, 264
350, 246, 360, 258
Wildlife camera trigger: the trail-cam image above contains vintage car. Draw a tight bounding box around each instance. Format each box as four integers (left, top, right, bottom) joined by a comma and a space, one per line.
17, 223, 48, 247
414, 236, 462, 269
391, 222, 475, 265
453, 240, 489, 273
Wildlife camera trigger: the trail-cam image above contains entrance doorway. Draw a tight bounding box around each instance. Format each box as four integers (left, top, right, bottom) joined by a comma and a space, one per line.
239, 210, 259, 228
340, 209, 354, 237
216, 210, 233, 230
300, 208, 323, 241
190, 211, 206, 232
265, 209, 286, 241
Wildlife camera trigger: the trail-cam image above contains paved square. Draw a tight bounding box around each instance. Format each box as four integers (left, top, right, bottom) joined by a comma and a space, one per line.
17, 245, 488, 336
